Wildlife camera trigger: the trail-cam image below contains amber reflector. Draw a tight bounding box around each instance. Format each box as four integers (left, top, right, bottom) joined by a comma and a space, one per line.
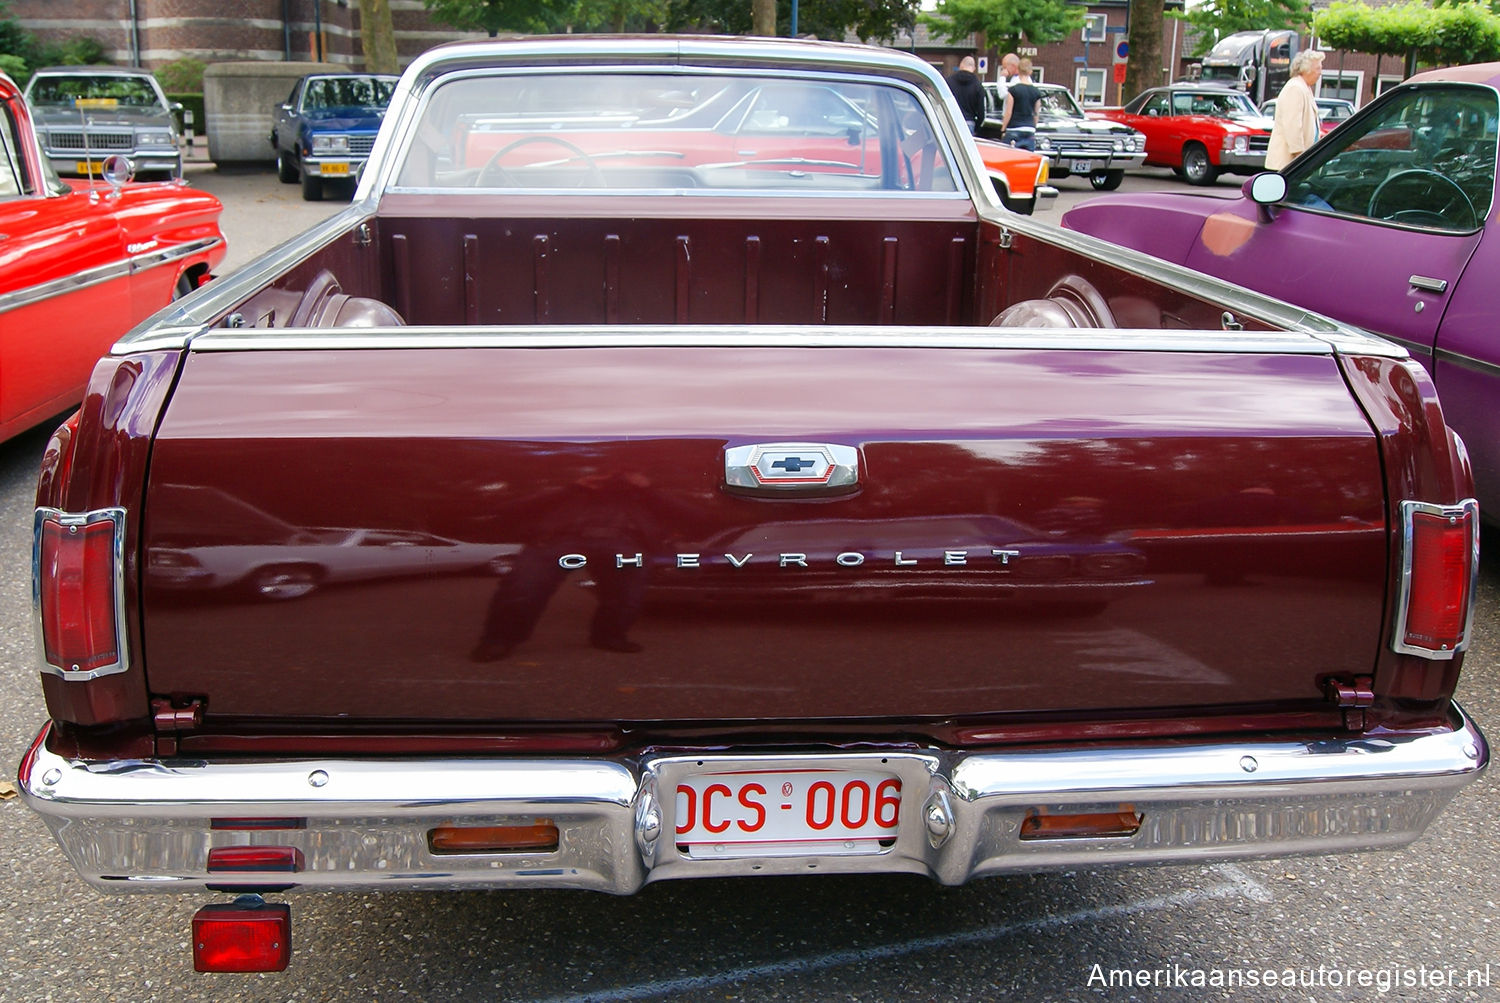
192, 900, 291, 973
1019, 810, 1143, 841
428, 822, 559, 855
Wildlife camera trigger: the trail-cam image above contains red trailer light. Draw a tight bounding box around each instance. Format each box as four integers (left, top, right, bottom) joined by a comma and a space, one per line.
192, 897, 291, 973
34, 508, 127, 677
1394, 500, 1479, 658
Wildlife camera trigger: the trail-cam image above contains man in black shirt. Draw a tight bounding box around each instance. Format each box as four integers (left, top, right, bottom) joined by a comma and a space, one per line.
946, 56, 985, 135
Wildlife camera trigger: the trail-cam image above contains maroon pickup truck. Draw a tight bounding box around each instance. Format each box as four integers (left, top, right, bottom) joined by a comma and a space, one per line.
20, 37, 1487, 973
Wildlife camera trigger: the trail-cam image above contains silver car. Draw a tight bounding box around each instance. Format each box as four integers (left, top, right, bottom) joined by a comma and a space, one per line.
24, 66, 182, 180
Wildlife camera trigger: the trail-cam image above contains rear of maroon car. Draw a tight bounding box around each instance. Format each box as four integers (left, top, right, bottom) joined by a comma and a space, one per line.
17, 37, 1488, 974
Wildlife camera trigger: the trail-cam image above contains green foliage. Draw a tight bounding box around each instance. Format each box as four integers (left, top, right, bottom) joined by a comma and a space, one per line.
1171, 0, 1313, 56
156, 57, 207, 94
1314, 1, 1500, 65
661, 0, 917, 40
921, 0, 1085, 51
0, 52, 26, 84
570, 0, 671, 32
40, 35, 110, 66
422, 0, 558, 35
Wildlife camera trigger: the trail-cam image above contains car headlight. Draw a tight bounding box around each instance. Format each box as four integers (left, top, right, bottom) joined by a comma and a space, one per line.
137, 130, 174, 146
1037, 137, 1053, 150
311, 135, 350, 155
1112, 138, 1124, 152
1234, 136, 1249, 154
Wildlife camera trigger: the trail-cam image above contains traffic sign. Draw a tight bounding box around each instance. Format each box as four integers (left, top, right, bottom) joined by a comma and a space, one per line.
1113, 62, 1127, 84
1114, 41, 1129, 64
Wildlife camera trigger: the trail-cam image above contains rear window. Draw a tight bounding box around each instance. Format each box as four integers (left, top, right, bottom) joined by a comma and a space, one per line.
389, 69, 962, 196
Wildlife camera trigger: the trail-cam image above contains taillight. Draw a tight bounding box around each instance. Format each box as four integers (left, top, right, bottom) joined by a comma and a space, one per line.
192, 896, 291, 972
1393, 499, 1478, 658
33, 507, 127, 678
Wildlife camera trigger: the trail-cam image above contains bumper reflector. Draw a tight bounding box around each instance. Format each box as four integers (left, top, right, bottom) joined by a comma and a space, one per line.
192, 897, 291, 972
1019, 809, 1142, 840
428, 821, 560, 854
207, 846, 304, 873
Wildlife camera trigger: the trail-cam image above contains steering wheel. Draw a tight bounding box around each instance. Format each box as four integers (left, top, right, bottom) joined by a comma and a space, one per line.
1368, 168, 1476, 230
474, 135, 605, 188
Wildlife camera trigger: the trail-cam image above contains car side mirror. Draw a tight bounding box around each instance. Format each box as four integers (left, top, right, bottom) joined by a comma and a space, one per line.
1244, 172, 1287, 222
102, 154, 135, 189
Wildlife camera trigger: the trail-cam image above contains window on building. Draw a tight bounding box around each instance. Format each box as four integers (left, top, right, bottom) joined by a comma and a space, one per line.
1083, 14, 1108, 42
1320, 71, 1362, 105
1076, 67, 1107, 106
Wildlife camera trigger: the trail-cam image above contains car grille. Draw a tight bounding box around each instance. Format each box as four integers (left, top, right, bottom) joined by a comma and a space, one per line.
349, 136, 376, 155
1248, 135, 1270, 153
1050, 138, 1116, 158
48, 130, 134, 151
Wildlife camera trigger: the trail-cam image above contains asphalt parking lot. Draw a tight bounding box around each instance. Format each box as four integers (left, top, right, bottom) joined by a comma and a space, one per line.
0, 161, 1496, 1001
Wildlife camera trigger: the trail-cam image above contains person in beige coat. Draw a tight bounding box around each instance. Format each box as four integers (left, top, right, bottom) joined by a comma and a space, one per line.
1265, 50, 1326, 170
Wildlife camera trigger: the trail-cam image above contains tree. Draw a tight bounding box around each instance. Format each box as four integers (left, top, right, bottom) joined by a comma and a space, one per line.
753, 0, 775, 35
422, 0, 559, 36
359, 0, 400, 74
1315, 1, 1500, 78
664, 0, 917, 40
1171, 0, 1312, 56
922, 0, 1085, 52
1124, 0, 1164, 101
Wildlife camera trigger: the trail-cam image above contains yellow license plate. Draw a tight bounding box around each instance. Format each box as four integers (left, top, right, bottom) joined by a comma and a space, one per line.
75, 161, 107, 174
320, 162, 350, 176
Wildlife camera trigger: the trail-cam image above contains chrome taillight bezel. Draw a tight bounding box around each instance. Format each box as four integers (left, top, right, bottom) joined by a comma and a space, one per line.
32, 506, 130, 679
1391, 498, 1479, 659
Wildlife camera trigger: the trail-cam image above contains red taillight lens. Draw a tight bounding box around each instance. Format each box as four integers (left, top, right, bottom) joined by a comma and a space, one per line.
35, 509, 125, 676
192, 899, 291, 973
207, 846, 305, 873
1395, 500, 1478, 657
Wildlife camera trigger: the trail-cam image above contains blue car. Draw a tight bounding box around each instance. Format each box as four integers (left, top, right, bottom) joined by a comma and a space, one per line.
271, 73, 398, 201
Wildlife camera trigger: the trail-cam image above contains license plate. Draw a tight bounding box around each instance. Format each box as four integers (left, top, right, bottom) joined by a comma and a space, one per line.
320, 161, 350, 176
675, 769, 901, 859
1070, 159, 1093, 173
76, 160, 107, 174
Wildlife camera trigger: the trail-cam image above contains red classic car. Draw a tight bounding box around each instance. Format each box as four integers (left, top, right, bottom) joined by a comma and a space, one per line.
0, 71, 224, 441
1092, 84, 1272, 185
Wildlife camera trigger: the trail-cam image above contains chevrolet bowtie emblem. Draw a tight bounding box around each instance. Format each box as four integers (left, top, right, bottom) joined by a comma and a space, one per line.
724, 443, 860, 493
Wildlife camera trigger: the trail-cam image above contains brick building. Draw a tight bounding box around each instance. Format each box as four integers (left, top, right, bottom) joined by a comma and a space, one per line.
11, 0, 476, 68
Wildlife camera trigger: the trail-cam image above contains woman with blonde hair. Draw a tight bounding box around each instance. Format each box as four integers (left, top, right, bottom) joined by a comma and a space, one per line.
1266, 49, 1326, 170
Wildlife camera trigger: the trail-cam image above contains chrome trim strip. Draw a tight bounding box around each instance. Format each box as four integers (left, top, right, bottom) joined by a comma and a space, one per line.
1433, 345, 1500, 380
31, 507, 130, 680
0, 236, 222, 317
169, 325, 1385, 357
18, 707, 1486, 893
1392, 498, 1480, 659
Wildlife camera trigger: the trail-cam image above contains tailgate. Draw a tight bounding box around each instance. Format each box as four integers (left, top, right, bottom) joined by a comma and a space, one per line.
139, 340, 1388, 725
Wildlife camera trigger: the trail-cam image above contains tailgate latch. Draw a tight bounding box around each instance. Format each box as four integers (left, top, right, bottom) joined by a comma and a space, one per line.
1326, 676, 1374, 731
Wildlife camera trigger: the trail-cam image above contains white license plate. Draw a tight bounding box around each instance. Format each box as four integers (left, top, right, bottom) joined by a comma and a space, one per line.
320, 161, 350, 176
675, 768, 901, 859
1070, 159, 1093, 173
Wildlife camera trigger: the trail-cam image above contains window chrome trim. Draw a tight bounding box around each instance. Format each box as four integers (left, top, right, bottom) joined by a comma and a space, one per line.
32, 507, 131, 681
1392, 498, 1480, 659
0, 235, 222, 317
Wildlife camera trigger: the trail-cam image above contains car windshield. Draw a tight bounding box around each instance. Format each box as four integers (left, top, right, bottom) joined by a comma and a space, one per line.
1286, 84, 1497, 231
302, 76, 397, 111
1171, 91, 1262, 119
390, 69, 960, 195
1037, 87, 1086, 121
29, 75, 162, 109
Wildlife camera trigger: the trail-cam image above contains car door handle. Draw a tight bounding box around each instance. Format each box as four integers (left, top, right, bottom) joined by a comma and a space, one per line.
1409, 275, 1449, 294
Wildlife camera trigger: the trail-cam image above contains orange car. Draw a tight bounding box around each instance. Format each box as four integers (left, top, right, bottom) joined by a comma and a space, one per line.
975, 138, 1058, 214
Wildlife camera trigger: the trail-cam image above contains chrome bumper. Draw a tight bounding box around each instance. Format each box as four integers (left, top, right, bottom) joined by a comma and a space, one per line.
1218, 150, 1268, 171
1046, 151, 1146, 174
19, 707, 1487, 894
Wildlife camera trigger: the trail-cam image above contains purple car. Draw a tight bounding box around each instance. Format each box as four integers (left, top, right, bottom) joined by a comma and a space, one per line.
1063, 62, 1500, 513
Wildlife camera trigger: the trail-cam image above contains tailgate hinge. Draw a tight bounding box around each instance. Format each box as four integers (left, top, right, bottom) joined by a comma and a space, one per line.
1326, 676, 1374, 731
153, 697, 204, 732
997, 227, 1014, 250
